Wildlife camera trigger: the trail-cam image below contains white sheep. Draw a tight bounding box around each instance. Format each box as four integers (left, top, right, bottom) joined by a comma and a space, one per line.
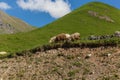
65, 33, 71, 41
49, 36, 56, 43
70, 32, 80, 41
114, 31, 120, 37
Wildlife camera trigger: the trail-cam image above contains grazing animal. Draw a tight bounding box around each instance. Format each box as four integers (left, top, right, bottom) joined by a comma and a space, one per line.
88, 35, 97, 40
49, 36, 56, 43
88, 10, 98, 17
49, 33, 71, 43
65, 33, 71, 41
55, 33, 66, 41
89, 34, 114, 40
114, 31, 120, 37
70, 32, 80, 41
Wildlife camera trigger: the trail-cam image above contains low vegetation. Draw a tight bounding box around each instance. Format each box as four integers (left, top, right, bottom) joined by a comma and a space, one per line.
0, 37, 119, 59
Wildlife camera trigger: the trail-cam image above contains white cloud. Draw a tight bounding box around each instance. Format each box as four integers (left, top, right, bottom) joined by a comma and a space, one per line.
17, 0, 71, 18
0, 2, 11, 10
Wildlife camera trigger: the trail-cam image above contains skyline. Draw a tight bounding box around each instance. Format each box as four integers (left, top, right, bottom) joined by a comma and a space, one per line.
0, 0, 120, 27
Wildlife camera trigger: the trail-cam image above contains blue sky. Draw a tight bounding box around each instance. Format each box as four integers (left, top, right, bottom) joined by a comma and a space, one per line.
0, 0, 120, 27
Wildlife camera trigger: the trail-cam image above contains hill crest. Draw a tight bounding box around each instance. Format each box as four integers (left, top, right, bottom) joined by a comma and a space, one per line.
0, 10, 35, 34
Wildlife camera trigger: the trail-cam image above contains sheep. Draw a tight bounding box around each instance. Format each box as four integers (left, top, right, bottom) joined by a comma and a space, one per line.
88, 34, 114, 40
114, 31, 120, 35
98, 16, 106, 20
88, 10, 98, 17
88, 35, 97, 40
49, 36, 56, 43
98, 16, 114, 23
105, 16, 114, 23
65, 33, 71, 41
70, 32, 80, 41
55, 33, 70, 42
49, 33, 71, 43
114, 31, 120, 37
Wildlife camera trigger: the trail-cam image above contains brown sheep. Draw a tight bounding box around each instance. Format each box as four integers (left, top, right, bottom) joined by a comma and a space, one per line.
49, 33, 71, 43
55, 33, 67, 42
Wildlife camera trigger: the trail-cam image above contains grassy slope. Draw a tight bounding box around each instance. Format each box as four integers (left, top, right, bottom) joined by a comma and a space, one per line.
0, 2, 120, 52
42, 2, 120, 37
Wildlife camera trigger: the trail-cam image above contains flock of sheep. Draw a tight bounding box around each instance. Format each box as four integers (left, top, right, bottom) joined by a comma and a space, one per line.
88, 31, 120, 40
49, 32, 80, 43
0, 31, 120, 56
88, 35, 114, 40
0, 31, 120, 55
49, 31, 120, 43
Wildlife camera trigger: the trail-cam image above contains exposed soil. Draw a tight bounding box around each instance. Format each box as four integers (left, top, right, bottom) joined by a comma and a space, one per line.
0, 47, 120, 80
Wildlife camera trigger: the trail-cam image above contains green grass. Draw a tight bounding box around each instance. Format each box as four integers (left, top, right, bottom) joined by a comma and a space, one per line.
0, 37, 118, 59
0, 2, 120, 53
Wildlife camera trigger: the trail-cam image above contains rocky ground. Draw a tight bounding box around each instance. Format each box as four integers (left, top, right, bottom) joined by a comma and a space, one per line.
0, 47, 120, 80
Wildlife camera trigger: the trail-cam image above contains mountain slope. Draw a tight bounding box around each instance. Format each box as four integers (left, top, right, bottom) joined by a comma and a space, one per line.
40, 2, 120, 37
0, 10, 35, 34
0, 2, 120, 52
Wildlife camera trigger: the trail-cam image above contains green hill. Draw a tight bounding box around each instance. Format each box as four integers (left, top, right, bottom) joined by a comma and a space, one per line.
0, 2, 120, 52
0, 10, 35, 34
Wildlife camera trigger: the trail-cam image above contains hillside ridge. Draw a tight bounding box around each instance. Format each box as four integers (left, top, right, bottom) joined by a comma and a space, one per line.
0, 10, 35, 34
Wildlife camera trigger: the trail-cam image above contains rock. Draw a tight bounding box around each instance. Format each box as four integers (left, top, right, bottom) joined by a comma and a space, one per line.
85, 54, 92, 59
88, 10, 114, 23
88, 10, 98, 17
0, 51, 7, 55
107, 53, 111, 57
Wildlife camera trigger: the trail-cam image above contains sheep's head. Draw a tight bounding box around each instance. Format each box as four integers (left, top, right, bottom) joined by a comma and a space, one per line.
49, 36, 56, 43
